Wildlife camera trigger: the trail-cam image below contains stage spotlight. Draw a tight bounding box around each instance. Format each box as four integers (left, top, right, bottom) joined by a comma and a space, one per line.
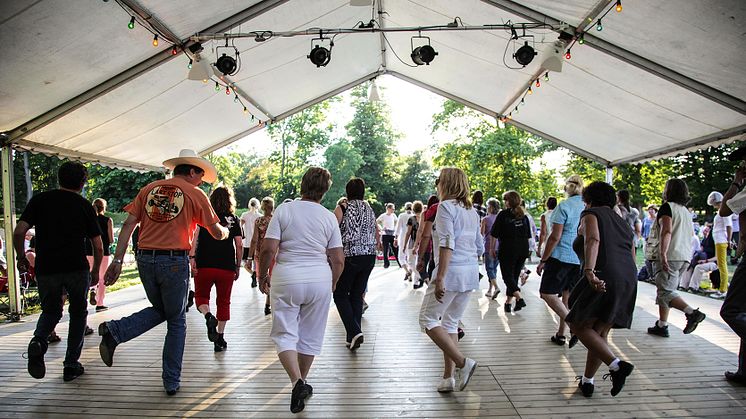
308, 36, 333, 67
216, 53, 237, 75
411, 36, 438, 65
513, 41, 536, 67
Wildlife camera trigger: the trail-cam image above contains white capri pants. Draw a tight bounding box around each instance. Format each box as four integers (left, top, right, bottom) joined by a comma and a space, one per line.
270, 281, 332, 356
398, 235, 409, 269
680, 262, 718, 289
419, 282, 471, 334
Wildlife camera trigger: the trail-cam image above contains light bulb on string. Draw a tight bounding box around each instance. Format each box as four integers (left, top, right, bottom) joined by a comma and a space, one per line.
578, 33, 585, 45
225, 86, 230, 95
565, 49, 572, 60
544, 72, 550, 81
215, 81, 220, 91
234, 95, 239, 103
520, 98, 525, 105
152, 35, 159, 47
507, 113, 512, 120
514, 106, 519, 114
596, 20, 603, 31
171, 46, 178, 56
128, 16, 135, 30
535, 79, 540, 87
615, 1, 622, 12
243, 107, 248, 114
188, 59, 192, 69
527, 87, 533, 95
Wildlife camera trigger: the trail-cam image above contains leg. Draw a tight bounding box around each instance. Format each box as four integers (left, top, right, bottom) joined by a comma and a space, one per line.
96, 255, 109, 306
350, 256, 375, 333
398, 237, 410, 273
34, 274, 65, 341
382, 236, 393, 268
716, 243, 730, 292
498, 256, 518, 303
214, 268, 235, 334
63, 271, 90, 366
572, 322, 615, 366
426, 326, 466, 368
721, 261, 746, 374
278, 350, 302, 383
557, 289, 570, 336
157, 256, 189, 391
194, 268, 212, 316
333, 258, 359, 343
298, 353, 315, 380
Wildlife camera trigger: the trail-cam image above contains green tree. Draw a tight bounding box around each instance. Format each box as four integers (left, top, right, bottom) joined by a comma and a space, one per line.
322, 140, 363, 209
86, 165, 164, 212
389, 151, 437, 210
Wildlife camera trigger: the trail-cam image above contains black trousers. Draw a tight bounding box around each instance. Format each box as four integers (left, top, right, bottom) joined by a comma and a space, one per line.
498, 253, 527, 296
381, 235, 400, 268
333, 255, 376, 342
721, 259, 746, 374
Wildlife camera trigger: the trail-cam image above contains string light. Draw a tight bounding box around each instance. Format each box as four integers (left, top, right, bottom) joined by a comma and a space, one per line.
225, 86, 231, 95
615, 1, 622, 12
243, 106, 248, 114
171, 46, 178, 55
514, 106, 519, 114
527, 86, 533, 95
596, 20, 603, 31
128, 16, 135, 30
521, 98, 525, 105
188, 59, 192, 69
507, 113, 513, 120
565, 49, 572, 60
234, 95, 239, 103
544, 72, 550, 81
152, 35, 159, 47
578, 33, 585, 45
535, 78, 540, 87
215, 81, 220, 91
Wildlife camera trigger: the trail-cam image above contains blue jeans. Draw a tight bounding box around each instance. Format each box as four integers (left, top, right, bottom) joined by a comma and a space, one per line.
107, 254, 188, 390
484, 253, 499, 280
34, 270, 90, 367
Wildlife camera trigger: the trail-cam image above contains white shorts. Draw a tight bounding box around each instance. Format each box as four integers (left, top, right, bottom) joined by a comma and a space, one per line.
270, 281, 332, 356
418, 282, 471, 334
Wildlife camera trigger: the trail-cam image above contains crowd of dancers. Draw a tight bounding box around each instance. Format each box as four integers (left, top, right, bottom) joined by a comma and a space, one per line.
15, 146, 746, 414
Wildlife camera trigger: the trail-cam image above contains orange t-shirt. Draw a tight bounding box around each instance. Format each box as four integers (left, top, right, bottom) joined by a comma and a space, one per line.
125, 177, 219, 250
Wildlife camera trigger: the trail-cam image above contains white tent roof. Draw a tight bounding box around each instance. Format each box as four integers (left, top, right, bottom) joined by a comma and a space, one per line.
1, 0, 745, 171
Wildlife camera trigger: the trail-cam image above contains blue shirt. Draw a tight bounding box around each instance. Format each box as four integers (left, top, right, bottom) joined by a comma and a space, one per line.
641, 217, 654, 239
549, 195, 584, 264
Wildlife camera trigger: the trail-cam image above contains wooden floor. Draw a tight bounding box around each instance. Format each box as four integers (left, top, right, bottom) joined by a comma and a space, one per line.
1, 262, 745, 418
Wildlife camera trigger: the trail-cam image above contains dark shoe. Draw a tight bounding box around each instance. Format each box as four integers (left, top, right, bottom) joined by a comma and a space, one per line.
205, 313, 219, 342
457, 328, 465, 341
683, 309, 706, 334
647, 323, 670, 337
290, 379, 311, 413
514, 298, 526, 311
187, 290, 195, 311
264, 305, 272, 316
577, 379, 594, 397
404, 272, 410, 281
504, 302, 512, 313
214, 341, 224, 352
63, 363, 85, 382
551, 334, 566, 346
98, 322, 118, 367
47, 331, 61, 344
491, 290, 500, 300
27, 337, 47, 379
89, 290, 97, 306
604, 361, 634, 396
166, 386, 180, 396
84, 325, 94, 336
216, 333, 227, 350
413, 279, 423, 289
251, 272, 257, 288
725, 371, 746, 385
95, 305, 108, 312
350, 333, 364, 351
568, 334, 580, 349
362, 301, 369, 313
383, 264, 390, 269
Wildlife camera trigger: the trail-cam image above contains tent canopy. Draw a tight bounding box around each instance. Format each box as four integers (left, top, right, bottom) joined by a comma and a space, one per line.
1, 0, 745, 172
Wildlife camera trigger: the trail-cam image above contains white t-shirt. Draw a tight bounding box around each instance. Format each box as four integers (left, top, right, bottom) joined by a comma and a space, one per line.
732, 213, 740, 234
432, 200, 483, 292
713, 213, 733, 244
395, 211, 413, 240
240, 211, 261, 247
377, 212, 398, 235
265, 200, 342, 286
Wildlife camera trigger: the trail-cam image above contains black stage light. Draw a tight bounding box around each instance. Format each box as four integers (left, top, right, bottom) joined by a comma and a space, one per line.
216, 53, 237, 75
308, 45, 331, 67
411, 45, 438, 65
513, 41, 537, 67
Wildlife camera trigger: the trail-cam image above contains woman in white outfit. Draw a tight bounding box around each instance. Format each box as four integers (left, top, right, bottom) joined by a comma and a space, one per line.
418, 167, 481, 393
258, 167, 345, 414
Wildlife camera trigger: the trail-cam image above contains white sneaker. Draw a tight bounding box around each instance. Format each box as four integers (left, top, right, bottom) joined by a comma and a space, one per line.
456, 358, 477, 391
437, 377, 455, 393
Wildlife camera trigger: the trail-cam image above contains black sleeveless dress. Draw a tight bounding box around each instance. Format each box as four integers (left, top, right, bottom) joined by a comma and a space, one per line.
566, 206, 638, 329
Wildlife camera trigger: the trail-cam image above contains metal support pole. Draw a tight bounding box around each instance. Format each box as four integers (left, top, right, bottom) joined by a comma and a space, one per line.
2, 145, 21, 320
605, 166, 614, 185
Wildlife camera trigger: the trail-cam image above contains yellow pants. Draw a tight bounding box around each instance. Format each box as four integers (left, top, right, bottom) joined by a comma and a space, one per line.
716, 242, 729, 292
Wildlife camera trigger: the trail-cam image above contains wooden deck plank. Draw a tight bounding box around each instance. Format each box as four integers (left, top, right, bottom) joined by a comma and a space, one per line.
0, 262, 744, 418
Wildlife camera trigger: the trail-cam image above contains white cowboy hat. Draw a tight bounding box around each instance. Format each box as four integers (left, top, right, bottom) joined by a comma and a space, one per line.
162, 149, 217, 184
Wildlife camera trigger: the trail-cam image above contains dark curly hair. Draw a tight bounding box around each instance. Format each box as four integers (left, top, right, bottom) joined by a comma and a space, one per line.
582, 181, 616, 208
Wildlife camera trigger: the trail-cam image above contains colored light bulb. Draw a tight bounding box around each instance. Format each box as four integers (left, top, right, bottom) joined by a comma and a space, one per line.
128, 16, 135, 30
615, 1, 622, 12
188, 59, 192, 69
234, 95, 239, 103
535, 79, 540, 87
152, 35, 158, 47
527, 87, 533, 95
171, 46, 178, 55
215, 82, 220, 91
578, 34, 585, 45
243, 107, 248, 114
596, 20, 603, 31
565, 50, 572, 60
544, 72, 549, 81
225, 86, 230, 95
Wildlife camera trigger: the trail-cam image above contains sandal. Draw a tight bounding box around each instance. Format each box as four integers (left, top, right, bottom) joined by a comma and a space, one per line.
550, 334, 566, 345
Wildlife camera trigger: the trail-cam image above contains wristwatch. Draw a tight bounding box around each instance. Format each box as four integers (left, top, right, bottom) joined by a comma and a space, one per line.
111, 258, 123, 264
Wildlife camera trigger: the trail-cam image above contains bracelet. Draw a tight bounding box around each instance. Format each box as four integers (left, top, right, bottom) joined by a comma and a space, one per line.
583, 268, 596, 273
111, 258, 123, 264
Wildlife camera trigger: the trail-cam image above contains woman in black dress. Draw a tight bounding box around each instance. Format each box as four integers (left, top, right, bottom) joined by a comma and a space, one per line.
566, 181, 636, 398
490, 191, 530, 313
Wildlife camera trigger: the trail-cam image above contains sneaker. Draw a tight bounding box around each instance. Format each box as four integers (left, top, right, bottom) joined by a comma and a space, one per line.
413, 279, 424, 289
63, 363, 85, 382
647, 323, 670, 337
604, 361, 634, 396
504, 302, 512, 313
456, 358, 477, 391
725, 371, 746, 385
514, 298, 526, 311
577, 379, 594, 397
84, 325, 94, 336
683, 309, 706, 334
350, 333, 364, 351
710, 291, 726, 299
214, 341, 224, 352
27, 336, 47, 379
47, 331, 61, 344
550, 334, 566, 346
437, 377, 456, 393
166, 386, 180, 396
205, 313, 219, 342
290, 379, 311, 413
217, 333, 228, 349
568, 334, 580, 349
89, 290, 97, 306
264, 305, 272, 316
95, 305, 109, 312
98, 322, 118, 367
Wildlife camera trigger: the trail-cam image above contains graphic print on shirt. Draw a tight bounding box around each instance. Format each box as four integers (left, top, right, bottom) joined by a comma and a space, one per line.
145, 185, 184, 222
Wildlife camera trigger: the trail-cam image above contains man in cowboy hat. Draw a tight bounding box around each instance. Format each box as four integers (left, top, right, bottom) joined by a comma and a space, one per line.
98, 149, 229, 395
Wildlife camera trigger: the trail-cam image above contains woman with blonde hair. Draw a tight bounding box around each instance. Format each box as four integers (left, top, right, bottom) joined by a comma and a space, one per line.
189, 186, 243, 351
490, 191, 531, 312
419, 167, 481, 393
251, 197, 275, 315
537, 174, 585, 346
86, 198, 114, 311
240, 197, 262, 284
258, 167, 344, 413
